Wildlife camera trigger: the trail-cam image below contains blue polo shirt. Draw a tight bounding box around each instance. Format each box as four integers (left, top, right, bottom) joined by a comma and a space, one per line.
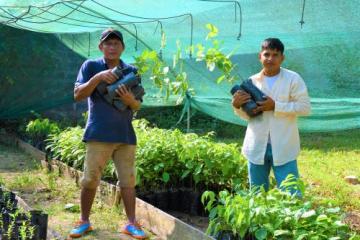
75, 57, 138, 145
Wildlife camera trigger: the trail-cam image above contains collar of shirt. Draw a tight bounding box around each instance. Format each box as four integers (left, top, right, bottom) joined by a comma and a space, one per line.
251, 68, 285, 96
101, 57, 125, 69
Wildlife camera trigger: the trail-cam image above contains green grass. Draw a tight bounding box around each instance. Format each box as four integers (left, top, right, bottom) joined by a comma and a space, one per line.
299, 130, 360, 211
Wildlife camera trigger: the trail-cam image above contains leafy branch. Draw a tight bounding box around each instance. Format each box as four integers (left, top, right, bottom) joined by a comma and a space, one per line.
133, 24, 237, 104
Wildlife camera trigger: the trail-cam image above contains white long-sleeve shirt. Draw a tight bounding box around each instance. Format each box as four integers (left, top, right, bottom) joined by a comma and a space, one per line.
234, 68, 311, 166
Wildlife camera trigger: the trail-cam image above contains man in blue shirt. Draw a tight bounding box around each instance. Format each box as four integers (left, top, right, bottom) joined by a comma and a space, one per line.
70, 28, 146, 239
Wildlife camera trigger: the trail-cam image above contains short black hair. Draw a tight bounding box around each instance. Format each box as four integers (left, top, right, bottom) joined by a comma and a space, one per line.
261, 38, 284, 54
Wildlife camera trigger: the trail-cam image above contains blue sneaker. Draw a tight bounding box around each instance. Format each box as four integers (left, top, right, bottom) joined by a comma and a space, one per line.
122, 222, 147, 239
69, 220, 93, 238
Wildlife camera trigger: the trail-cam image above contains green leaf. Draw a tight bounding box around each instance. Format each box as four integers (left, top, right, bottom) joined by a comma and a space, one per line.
181, 170, 191, 179
334, 220, 346, 227
296, 234, 308, 240
301, 210, 316, 218
209, 207, 218, 219
274, 230, 291, 236
205, 23, 218, 39
216, 75, 225, 84
235, 211, 245, 226
326, 207, 340, 214
316, 214, 328, 222
154, 163, 164, 171
194, 164, 203, 175
255, 228, 268, 240
201, 191, 215, 205
162, 172, 170, 183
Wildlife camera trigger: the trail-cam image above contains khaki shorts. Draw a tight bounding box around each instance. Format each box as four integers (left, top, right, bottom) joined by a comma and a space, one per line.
80, 141, 136, 189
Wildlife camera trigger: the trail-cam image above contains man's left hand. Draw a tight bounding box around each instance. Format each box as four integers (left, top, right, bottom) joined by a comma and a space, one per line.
115, 84, 136, 106
253, 96, 275, 114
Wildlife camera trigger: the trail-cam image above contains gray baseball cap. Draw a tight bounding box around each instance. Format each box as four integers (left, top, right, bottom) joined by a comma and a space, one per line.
100, 28, 125, 48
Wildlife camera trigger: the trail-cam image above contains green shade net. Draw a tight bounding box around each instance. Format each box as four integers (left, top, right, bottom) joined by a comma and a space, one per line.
0, 0, 359, 131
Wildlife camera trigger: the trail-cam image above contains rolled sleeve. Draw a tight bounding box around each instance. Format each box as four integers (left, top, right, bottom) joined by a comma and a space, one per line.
233, 106, 250, 121
75, 60, 92, 88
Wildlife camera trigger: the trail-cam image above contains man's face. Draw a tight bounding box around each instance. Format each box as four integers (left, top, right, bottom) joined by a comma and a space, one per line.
99, 38, 124, 60
258, 48, 284, 72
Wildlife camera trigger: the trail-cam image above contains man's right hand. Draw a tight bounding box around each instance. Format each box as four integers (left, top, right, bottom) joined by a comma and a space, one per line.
232, 90, 251, 109
74, 69, 118, 102
95, 69, 118, 84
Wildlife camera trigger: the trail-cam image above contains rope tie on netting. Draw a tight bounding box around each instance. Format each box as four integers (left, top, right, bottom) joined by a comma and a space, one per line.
132, 23, 138, 51
174, 91, 193, 132
236, 0, 242, 40
299, 0, 306, 28
154, 20, 164, 59
198, 0, 242, 40
87, 32, 90, 57
72, 34, 75, 50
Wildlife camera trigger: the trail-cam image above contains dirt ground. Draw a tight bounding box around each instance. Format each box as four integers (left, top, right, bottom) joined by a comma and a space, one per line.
0, 142, 155, 240
345, 211, 360, 234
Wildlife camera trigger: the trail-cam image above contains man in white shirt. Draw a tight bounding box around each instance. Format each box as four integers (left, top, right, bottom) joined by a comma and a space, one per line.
232, 38, 311, 194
